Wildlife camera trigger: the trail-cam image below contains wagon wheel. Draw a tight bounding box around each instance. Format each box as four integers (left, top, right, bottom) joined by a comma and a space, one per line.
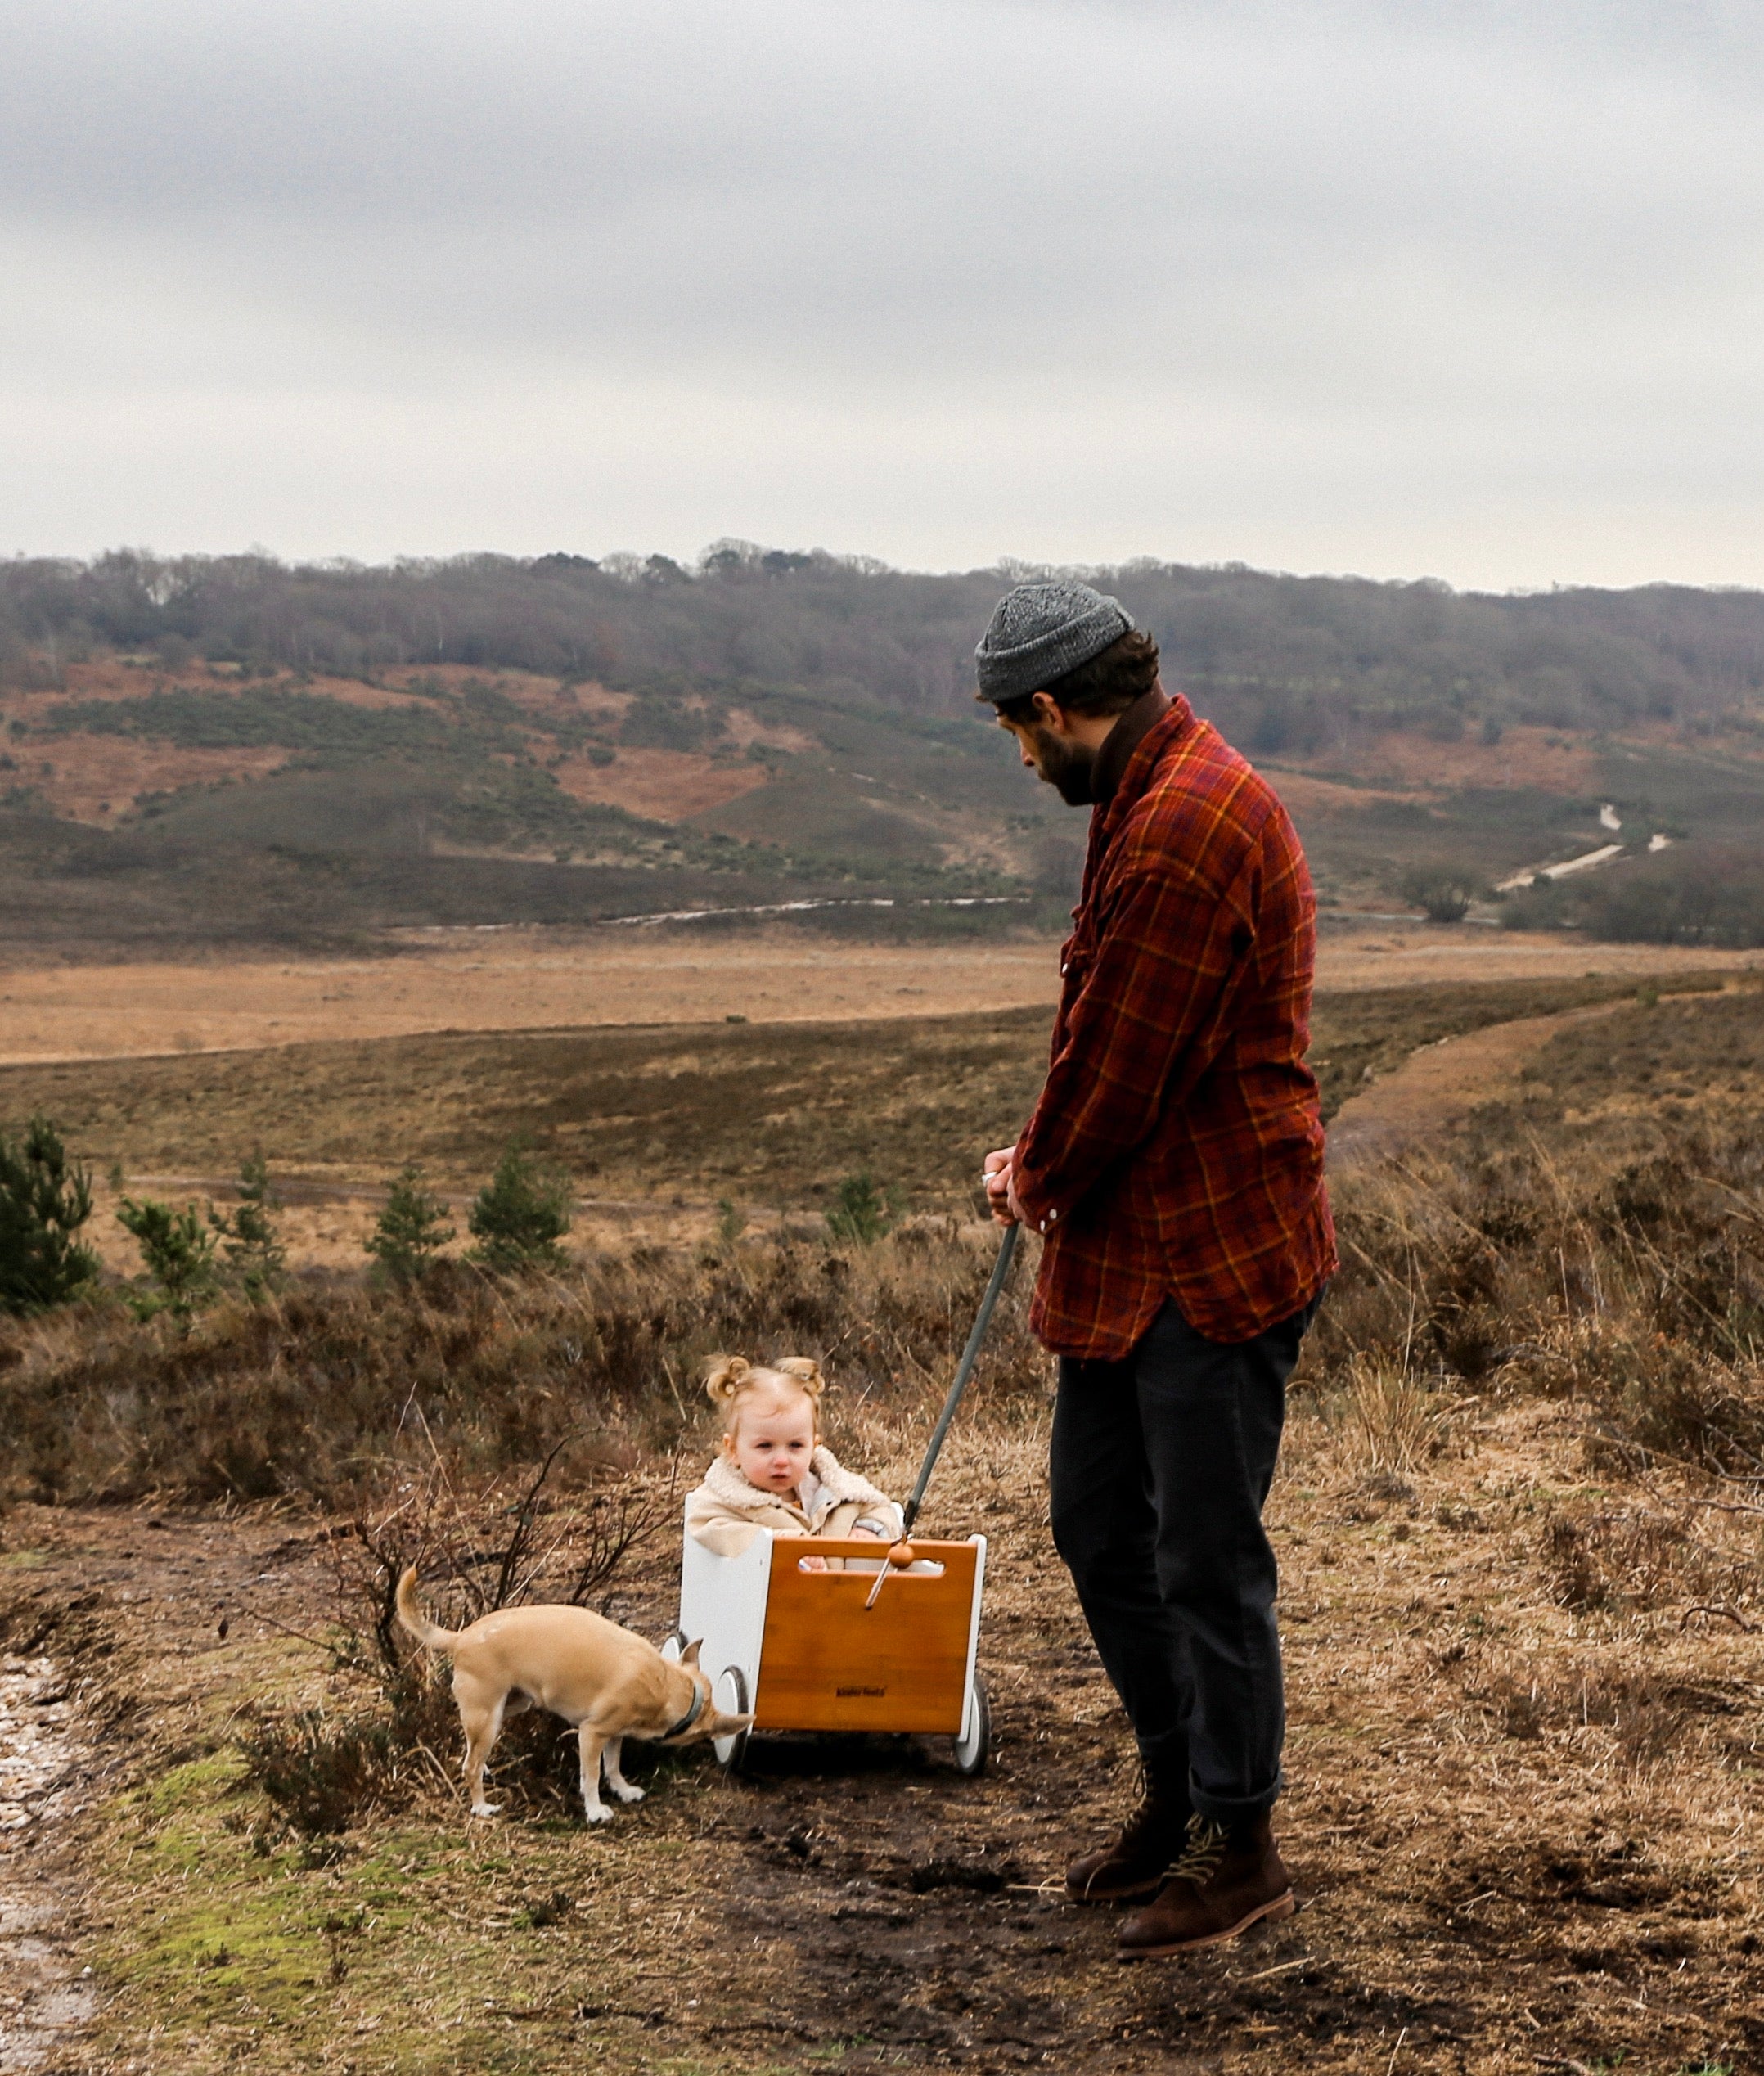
659, 1630, 687, 1664
952, 1669, 990, 1777
712, 1666, 751, 1773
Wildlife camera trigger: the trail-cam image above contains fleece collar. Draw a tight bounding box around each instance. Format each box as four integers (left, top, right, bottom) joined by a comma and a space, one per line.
703, 1444, 893, 1520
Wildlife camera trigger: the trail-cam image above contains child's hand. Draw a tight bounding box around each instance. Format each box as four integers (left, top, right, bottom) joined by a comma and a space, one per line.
800, 1554, 829, 1572
849, 1523, 883, 1540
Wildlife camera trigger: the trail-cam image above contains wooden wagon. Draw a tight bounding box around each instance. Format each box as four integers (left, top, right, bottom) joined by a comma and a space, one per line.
664, 1522, 991, 1775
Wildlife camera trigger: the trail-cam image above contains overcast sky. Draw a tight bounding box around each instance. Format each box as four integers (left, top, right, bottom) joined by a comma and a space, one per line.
2, 0, 1761, 587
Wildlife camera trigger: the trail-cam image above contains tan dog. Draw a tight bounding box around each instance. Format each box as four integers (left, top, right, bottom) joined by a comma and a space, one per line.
395, 1568, 751, 1824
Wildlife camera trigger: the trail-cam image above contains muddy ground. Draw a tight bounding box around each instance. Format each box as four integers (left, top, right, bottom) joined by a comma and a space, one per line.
4, 1390, 1762, 2076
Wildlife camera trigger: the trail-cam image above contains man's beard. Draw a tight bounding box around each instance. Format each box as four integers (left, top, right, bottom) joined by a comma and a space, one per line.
1029, 726, 1096, 806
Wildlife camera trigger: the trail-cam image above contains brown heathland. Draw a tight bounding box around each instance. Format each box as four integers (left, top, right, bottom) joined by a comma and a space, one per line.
0, 927, 1753, 1066
0, 969, 1748, 1281
3, 972, 1763, 2073
549, 746, 772, 818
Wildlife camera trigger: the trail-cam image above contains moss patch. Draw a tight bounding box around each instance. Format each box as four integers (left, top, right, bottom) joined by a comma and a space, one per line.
87, 1734, 766, 2074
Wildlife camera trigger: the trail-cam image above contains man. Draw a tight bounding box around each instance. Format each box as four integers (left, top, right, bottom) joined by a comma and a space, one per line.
975, 579, 1334, 1960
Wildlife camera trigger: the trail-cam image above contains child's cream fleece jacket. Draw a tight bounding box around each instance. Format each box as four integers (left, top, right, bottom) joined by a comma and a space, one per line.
685, 1445, 903, 1557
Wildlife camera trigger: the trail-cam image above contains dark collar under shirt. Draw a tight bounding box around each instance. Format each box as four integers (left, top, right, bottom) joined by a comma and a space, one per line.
1087, 687, 1173, 807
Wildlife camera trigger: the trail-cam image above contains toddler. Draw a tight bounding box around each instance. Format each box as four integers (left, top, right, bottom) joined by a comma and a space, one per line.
685, 1355, 902, 1565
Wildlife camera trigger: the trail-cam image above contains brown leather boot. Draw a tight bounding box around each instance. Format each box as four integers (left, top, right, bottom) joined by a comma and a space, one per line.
1064, 1777, 1192, 1904
1115, 1811, 1295, 1958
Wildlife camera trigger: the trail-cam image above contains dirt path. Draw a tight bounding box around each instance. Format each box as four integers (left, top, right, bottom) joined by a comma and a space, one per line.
1325, 997, 1631, 1172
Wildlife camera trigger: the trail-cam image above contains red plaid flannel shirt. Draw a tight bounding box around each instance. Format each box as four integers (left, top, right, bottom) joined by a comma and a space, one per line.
1012, 694, 1334, 1358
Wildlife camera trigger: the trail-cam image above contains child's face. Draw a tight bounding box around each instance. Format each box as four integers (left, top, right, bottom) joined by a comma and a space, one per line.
727, 1390, 817, 1498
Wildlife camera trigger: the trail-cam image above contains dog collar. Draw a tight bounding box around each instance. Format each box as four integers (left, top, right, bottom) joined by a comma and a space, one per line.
660, 1680, 705, 1741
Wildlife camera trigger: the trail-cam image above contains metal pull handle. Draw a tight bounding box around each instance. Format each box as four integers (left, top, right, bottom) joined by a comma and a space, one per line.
865, 1223, 1019, 1610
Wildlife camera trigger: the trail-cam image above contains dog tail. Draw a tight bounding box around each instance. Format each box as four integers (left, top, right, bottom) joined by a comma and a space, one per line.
394, 1565, 457, 1653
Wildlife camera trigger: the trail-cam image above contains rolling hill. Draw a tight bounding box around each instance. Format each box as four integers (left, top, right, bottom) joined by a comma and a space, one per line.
3, 547, 1764, 957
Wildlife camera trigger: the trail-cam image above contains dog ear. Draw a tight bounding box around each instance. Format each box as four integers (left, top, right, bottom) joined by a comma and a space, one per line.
680, 1637, 704, 1668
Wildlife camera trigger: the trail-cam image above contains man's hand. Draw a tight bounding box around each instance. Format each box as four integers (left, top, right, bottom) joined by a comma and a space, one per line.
983, 1145, 1024, 1228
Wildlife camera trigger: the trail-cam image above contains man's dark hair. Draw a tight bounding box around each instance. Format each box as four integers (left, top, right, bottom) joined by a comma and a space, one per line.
991, 629, 1161, 726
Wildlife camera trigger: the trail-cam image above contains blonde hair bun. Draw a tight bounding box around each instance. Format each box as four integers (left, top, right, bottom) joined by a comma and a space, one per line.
702, 1353, 752, 1407
704, 1353, 827, 1434
772, 1357, 826, 1401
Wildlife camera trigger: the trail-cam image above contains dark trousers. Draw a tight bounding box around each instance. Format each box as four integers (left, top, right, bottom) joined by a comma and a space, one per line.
1050, 1293, 1319, 1827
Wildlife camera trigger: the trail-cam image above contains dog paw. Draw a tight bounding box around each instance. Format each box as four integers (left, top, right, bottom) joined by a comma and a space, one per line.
583, 1805, 614, 1825
470, 1801, 502, 1818
610, 1782, 646, 1804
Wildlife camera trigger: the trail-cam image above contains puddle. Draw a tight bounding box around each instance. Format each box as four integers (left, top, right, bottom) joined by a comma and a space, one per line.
0, 1655, 97, 2070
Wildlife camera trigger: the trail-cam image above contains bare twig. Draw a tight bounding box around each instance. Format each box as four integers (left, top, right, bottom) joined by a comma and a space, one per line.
232, 1602, 333, 1653
1238, 1954, 1315, 1984
490, 1434, 574, 1614
1679, 1603, 1757, 1632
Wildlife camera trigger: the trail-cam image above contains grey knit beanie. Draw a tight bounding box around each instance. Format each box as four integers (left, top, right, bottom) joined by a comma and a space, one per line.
973, 579, 1135, 704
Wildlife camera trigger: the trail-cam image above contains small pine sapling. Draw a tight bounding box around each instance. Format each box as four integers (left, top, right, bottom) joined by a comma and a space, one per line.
209, 1153, 286, 1300
0, 1114, 99, 1314
467, 1142, 574, 1272
117, 1196, 219, 1325
826, 1169, 901, 1245
367, 1165, 456, 1283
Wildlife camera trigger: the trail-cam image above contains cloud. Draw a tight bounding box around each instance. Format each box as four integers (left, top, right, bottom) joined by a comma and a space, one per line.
2, 0, 1762, 582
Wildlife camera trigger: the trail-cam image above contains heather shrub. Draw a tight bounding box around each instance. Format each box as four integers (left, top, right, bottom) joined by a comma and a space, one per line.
0, 1220, 1043, 1504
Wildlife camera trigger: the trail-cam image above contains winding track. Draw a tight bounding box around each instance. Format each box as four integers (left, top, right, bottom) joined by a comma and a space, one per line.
1324, 997, 1638, 1173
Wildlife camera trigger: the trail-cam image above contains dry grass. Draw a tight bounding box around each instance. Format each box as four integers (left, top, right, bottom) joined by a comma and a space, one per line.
9, 978, 1764, 1508
1312, 988, 1764, 1458
0, 1007, 1058, 1212
7, 1382, 1762, 2074
0, 934, 1069, 1064
1325, 1353, 1449, 1479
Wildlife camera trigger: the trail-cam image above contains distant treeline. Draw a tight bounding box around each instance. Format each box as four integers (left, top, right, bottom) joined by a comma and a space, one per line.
5, 543, 1764, 750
